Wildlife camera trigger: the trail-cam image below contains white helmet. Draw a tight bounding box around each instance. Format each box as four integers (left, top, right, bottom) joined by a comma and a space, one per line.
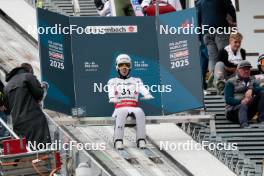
115, 54, 132, 71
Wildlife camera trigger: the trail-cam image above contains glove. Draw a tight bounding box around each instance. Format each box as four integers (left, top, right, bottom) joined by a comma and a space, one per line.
41, 81, 49, 89
109, 98, 121, 103
140, 94, 154, 100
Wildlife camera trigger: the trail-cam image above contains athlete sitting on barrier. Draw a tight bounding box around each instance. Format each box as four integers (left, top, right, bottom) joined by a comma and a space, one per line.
108, 54, 154, 150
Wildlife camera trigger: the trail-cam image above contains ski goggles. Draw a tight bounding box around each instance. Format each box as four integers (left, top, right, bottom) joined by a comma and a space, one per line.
118, 63, 131, 69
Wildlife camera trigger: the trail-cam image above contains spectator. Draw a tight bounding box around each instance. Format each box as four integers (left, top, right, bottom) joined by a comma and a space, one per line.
214, 33, 246, 94
3, 63, 51, 145
195, 0, 209, 90
224, 60, 264, 128
141, 0, 182, 16
36, 0, 44, 8
255, 54, 264, 87
111, 0, 135, 16
72, 0, 81, 16
94, 0, 111, 16
197, 0, 237, 74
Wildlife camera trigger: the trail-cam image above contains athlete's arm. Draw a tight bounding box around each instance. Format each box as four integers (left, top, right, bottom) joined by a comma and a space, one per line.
137, 78, 154, 99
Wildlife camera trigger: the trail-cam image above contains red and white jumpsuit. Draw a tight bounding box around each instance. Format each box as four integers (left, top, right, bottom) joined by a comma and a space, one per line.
108, 77, 152, 142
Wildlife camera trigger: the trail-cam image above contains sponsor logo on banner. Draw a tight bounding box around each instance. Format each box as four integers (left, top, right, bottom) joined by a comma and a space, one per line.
85, 25, 138, 34
168, 40, 190, 69
49, 51, 64, 60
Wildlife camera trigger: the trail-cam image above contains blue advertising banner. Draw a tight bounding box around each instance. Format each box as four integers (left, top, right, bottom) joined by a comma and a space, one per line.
69, 17, 162, 117
158, 9, 204, 114
37, 9, 75, 115
37, 8, 204, 117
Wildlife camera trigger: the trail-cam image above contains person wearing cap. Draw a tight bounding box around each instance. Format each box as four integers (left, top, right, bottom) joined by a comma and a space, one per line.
224, 60, 264, 128
107, 54, 154, 150
214, 33, 246, 95
255, 54, 264, 87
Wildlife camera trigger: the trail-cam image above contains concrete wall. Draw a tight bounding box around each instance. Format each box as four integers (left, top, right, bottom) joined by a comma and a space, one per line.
237, 0, 264, 67
0, 0, 37, 40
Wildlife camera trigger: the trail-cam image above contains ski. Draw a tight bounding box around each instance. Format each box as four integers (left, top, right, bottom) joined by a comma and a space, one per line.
142, 147, 163, 164
125, 128, 163, 164
116, 148, 139, 164
90, 126, 139, 164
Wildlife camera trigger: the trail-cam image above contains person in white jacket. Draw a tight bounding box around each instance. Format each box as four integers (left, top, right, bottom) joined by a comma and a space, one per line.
141, 0, 182, 16
108, 54, 154, 150
94, 0, 111, 16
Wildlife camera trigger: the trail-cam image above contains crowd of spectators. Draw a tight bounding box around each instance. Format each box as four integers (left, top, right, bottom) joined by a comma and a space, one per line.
196, 0, 264, 128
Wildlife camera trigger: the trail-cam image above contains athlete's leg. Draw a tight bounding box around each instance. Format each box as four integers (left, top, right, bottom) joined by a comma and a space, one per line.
113, 107, 129, 143
131, 107, 146, 141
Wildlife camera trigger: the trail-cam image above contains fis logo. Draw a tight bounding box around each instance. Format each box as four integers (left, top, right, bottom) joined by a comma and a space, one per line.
85, 25, 138, 34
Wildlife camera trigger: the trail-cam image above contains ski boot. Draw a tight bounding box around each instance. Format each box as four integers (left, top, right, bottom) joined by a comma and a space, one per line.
114, 140, 124, 150
137, 139, 146, 149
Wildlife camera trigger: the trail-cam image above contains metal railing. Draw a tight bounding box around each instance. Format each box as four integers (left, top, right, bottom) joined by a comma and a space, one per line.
43, 112, 112, 176
0, 117, 33, 152
0, 117, 18, 140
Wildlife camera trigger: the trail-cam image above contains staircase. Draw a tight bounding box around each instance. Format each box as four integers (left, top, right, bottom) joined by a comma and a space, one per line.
78, 0, 98, 16
25, 0, 98, 16
182, 91, 264, 176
